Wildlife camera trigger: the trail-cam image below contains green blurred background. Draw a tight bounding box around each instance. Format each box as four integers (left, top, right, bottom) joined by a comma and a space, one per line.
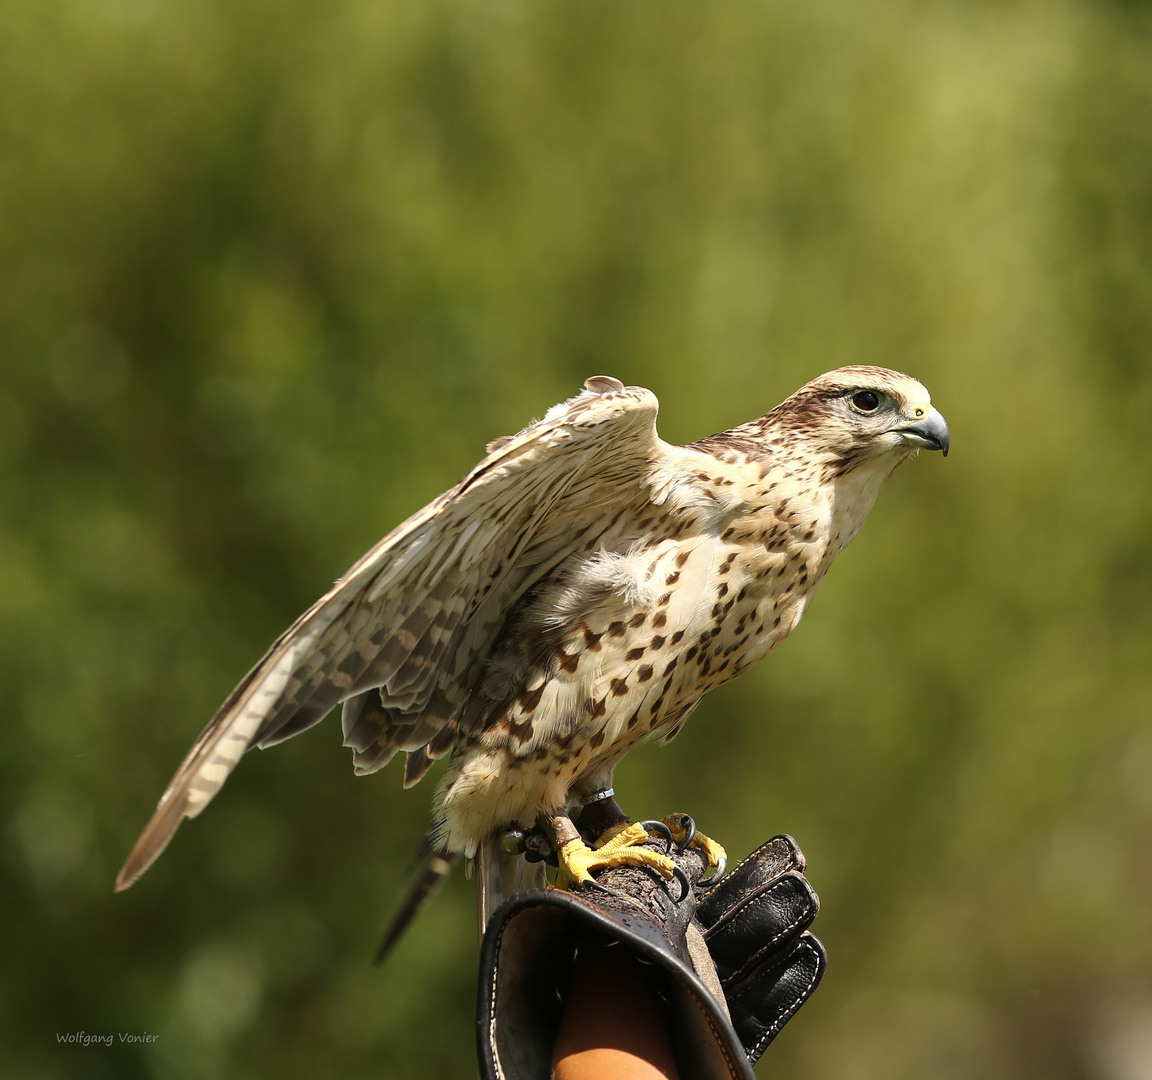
3, 1, 1151, 1077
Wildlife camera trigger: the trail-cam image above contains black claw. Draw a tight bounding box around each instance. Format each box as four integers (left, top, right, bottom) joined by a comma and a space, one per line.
670, 865, 691, 903
638, 819, 674, 852
582, 878, 616, 897
670, 814, 697, 852
697, 853, 728, 889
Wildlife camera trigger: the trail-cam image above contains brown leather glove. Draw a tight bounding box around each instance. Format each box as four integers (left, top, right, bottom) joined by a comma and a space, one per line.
476, 825, 825, 1079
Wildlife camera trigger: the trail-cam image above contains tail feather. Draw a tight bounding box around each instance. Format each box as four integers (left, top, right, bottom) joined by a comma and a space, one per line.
374, 834, 548, 967
498, 846, 547, 902
476, 835, 547, 937
373, 846, 459, 966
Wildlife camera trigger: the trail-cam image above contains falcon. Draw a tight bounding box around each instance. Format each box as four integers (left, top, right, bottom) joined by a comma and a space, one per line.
116, 367, 948, 943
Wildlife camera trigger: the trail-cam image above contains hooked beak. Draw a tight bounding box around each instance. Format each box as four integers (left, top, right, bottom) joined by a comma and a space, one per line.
898, 408, 950, 457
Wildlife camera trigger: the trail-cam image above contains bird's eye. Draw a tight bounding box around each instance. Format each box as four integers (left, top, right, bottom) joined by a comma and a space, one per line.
851, 390, 881, 413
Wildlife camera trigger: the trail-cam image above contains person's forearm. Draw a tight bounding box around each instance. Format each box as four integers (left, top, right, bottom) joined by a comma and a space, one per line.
552, 940, 681, 1080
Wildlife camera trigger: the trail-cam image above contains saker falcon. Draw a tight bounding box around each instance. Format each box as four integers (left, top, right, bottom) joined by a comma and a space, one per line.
116, 367, 948, 940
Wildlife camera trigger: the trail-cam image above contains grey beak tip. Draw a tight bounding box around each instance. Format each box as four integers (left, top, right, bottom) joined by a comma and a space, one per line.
903, 411, 950, 457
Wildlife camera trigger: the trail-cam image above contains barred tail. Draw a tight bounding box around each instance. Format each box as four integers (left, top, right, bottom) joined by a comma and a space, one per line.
373, 845, 459, 966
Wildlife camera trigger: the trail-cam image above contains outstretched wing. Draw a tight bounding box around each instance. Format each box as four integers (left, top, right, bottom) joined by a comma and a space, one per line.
116, 377, 665, 890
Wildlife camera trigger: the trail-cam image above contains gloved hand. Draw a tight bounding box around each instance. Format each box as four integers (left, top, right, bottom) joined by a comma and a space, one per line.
476, 822, 825, 1079
696, 833, 826, 1066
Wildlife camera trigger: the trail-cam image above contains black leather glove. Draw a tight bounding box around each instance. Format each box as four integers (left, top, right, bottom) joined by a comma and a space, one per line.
696, 834, 826, 1065
476, 825, 825, 1079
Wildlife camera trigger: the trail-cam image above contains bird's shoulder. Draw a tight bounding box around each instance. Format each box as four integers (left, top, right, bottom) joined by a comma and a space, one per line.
652, 436, 828, 526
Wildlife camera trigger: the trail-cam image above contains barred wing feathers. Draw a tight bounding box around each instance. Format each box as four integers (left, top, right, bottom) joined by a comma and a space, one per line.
115, 378, 663, 891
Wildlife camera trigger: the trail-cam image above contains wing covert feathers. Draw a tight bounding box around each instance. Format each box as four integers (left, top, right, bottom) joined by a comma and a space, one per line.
116, 379, 663, 891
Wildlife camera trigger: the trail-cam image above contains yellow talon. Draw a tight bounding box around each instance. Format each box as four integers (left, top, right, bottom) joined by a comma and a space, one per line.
554, 822, 677, 891
593, 820, 649, 854
663, 813, 727, 871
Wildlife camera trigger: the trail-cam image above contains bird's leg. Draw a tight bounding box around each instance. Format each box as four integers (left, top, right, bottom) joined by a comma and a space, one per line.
541, 809, 677, 892
574, 793, 630, 841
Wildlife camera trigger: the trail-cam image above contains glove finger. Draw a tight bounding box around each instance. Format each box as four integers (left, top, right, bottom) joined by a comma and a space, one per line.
705, 869, 819, 988
696, 834, 805, 925
727, 931, 827, 1065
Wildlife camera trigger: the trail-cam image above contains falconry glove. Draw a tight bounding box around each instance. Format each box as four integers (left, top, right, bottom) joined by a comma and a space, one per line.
695, 834, 826, 1065
476, 828, 825, 1080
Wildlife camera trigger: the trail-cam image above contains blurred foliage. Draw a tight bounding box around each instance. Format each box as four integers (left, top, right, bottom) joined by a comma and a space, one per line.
3, 0, 1152, 1077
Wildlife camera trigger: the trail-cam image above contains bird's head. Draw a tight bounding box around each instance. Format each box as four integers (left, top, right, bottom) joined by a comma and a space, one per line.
762, 366, 949, 475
